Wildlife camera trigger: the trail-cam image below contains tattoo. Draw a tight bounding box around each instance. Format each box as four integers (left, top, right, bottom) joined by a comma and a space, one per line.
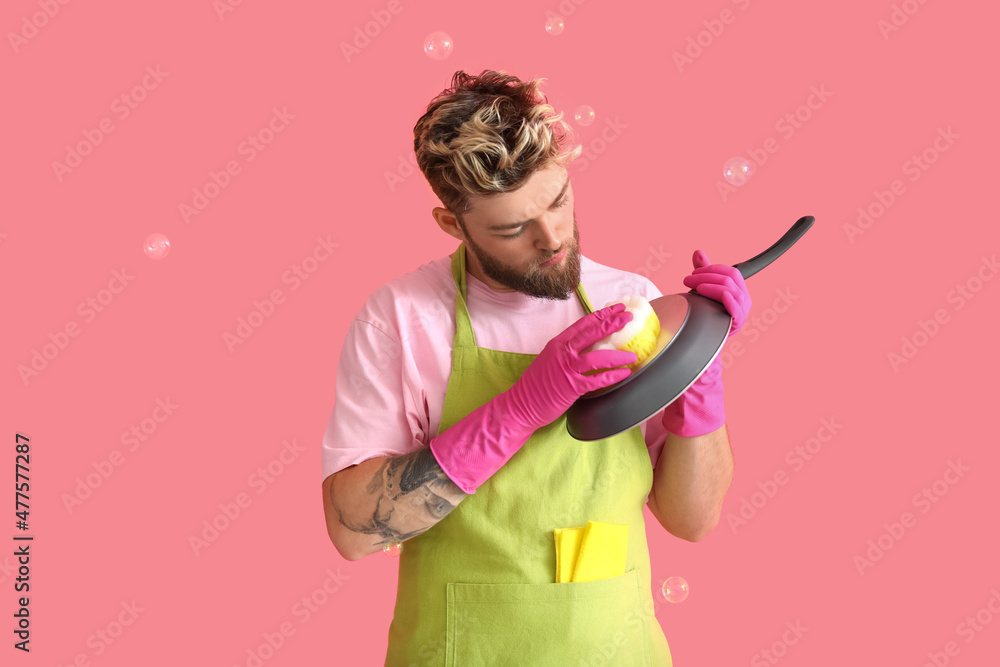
330, 447, 464, 548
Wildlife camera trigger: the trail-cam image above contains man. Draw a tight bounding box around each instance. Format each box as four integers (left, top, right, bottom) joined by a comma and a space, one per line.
321, 69, 750, 666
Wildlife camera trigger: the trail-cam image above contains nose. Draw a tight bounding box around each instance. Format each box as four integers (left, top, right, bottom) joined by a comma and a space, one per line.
535, 213, 564, 251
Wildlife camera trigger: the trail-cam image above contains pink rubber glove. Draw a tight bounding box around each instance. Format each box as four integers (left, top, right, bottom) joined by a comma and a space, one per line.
661, 250, 752, 437
430, 303, 639, 494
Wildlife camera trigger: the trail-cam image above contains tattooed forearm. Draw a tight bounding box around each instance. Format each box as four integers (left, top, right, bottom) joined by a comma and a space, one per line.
392, 447, 454, 495
329, 447, 468, 551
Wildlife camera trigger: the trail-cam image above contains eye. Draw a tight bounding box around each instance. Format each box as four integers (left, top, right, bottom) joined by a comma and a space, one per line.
500, 197, 568, 240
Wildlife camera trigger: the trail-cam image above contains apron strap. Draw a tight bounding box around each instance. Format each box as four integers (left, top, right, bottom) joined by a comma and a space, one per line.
450, 242, 596, 350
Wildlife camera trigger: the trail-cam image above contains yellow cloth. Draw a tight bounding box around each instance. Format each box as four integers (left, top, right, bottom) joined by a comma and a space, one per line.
553, 521, 628, 583
554, 527, 585, 583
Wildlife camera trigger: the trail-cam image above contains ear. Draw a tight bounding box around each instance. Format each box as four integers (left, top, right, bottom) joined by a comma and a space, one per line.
433, 207, 465, 241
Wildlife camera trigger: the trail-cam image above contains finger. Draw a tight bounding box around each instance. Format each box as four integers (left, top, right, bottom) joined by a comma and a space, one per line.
702, 285, 750, 324
565, 308, 634, 351
579, 349, 638, 373
583, 366, 632, 391
720, 292, 745, 332
692, 249, 711, 270
559, 303, 625, 343
683, 272, 737, 292
685, 281, 734, 307
689, 265, 749, 297
690, 264, 742, 281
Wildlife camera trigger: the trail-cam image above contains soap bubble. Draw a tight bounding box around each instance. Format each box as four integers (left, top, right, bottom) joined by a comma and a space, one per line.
661, 576, 689, 603
545, 14, 565, 35
143, 233, 171, 260
423, 32, 454, 61
382, 541, 403, 557
574, 105, 595, 126
723, 157, 754, 186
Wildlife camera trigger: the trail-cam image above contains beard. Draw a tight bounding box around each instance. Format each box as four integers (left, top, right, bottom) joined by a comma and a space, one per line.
462, 217, 582, 301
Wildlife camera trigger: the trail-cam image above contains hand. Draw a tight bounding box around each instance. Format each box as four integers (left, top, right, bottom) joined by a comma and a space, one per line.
430, 304, 637, 495
662, 250, 752, 437
682, 250, 752, 336
661, 353, 725, 438
500, 303, 639, 431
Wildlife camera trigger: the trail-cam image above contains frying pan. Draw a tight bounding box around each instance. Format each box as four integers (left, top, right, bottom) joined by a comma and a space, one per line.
566, 215, 815, 441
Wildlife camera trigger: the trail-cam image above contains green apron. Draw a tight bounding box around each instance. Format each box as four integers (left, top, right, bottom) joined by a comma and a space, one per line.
385, 243, 673, 666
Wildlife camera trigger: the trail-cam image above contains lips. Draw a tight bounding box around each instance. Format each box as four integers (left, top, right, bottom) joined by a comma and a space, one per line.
540, 249, 566, 267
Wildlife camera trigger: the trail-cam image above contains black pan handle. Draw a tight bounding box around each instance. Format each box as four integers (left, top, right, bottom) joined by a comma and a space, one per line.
732, 215, 815, 280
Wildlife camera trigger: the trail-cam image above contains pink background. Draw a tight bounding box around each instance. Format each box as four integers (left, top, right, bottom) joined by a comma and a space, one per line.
4, 0, 999, 665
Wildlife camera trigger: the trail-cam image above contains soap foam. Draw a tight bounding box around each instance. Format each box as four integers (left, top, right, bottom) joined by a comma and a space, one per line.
587, 295, 653, 351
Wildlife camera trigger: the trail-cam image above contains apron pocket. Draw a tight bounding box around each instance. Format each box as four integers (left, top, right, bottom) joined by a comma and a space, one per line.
444, 569, 653, 666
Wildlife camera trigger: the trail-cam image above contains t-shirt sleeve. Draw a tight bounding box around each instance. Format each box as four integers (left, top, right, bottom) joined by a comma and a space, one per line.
320, 318, 425, 480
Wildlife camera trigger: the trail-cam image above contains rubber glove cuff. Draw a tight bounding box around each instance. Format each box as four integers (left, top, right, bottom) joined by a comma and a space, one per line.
660, 355, 725, 438
429, 391, 535, 495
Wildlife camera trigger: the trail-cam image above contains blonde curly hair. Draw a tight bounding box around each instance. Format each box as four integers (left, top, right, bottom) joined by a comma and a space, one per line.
413, 69, 581, 224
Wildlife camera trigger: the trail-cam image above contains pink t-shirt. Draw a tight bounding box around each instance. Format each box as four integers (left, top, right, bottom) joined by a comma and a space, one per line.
320, 250, 670, 486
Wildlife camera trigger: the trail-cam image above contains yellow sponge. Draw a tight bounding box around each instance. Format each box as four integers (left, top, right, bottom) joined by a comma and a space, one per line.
585, 295, 661, 372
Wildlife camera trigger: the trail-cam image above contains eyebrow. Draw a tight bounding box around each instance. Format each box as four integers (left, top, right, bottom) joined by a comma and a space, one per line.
488, 176, 570, 231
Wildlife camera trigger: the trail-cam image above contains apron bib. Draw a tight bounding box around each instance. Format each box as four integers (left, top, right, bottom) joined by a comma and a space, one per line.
385, 243, 673, 666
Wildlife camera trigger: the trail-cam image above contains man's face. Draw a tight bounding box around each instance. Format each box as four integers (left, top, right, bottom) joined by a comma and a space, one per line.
456, 164, 581, 301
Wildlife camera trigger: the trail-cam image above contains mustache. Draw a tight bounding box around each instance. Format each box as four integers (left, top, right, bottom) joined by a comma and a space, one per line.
542, 244, 575, 263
